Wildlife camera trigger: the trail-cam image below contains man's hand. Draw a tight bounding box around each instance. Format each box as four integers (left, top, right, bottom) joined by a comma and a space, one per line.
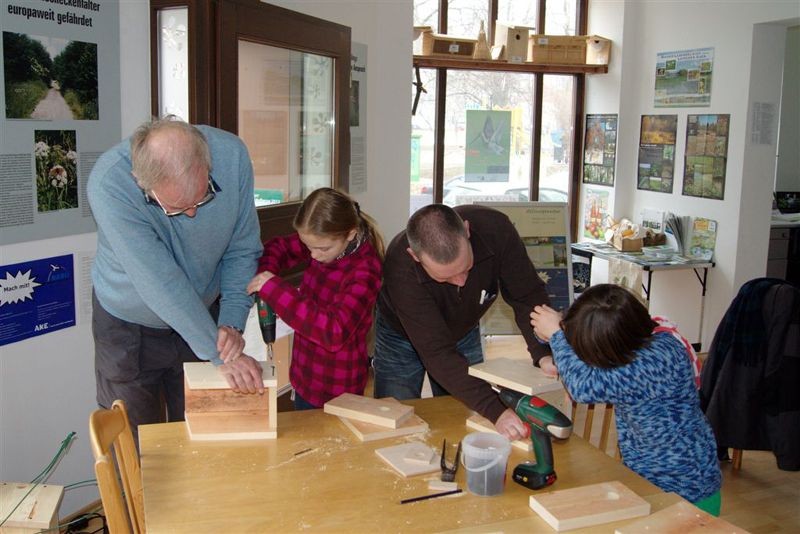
246, 271, 275, 295
218, 354, 264, 394
538, 355, 558, 378
530, 304, 563, 343
217, 326, 245, 364
494, 408, 530, 442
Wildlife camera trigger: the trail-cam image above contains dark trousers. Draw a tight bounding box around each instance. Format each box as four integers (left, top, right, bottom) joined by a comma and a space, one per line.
92, 293, 202, 445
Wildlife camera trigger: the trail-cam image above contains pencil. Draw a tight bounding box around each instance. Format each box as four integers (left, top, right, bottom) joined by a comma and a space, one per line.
400, 488, 462, 504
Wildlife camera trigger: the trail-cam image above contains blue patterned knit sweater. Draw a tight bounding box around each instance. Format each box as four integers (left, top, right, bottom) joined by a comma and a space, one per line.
550, 330, 721, 502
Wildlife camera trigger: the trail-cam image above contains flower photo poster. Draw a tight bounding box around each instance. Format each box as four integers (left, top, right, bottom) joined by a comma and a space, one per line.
1, 0, 121, 245
637, 115, 678, 194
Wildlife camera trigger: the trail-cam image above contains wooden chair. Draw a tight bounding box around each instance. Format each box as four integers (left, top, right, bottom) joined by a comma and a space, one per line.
569, 397, 620, 460
89, 400, 145, 534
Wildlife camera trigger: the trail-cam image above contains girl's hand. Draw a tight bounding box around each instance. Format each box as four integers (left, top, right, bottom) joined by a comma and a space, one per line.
246, 271, 275, 295
538, 355, 558, 378
530, 305, 562, 343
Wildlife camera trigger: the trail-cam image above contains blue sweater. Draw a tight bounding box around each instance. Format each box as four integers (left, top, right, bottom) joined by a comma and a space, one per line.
88, 126, 262, 365
550, 330, 721, 502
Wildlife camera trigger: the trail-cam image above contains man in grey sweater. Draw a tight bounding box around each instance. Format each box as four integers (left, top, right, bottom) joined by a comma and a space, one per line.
88, 117, 263, 438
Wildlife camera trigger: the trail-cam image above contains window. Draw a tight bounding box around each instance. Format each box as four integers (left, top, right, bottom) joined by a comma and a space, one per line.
150, 0, 351, 240
411, 0, 586, 237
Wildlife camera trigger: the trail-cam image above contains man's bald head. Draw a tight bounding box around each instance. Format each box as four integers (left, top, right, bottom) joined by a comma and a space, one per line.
406, 204, 468, 264
130, 117, 211, 201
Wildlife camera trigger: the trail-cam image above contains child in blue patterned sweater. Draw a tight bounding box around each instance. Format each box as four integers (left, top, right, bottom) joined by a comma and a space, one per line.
531, 284, 722, 516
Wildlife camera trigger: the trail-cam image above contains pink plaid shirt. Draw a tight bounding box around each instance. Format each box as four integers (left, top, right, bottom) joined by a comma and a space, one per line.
257, 233, 382, 407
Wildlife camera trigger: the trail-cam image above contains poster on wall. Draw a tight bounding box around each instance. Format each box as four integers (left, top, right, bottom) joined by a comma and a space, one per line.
682, 114, 730, 200
654, 47, 714, 107
582, 114, 617, 186
637, 115, 678, 194
582, 187, 610, 241
0, 254, 75, 346
1, 0, 121, 246
465, 109, 511, 183
349, 42, 367, 194
479, 202, 572, 335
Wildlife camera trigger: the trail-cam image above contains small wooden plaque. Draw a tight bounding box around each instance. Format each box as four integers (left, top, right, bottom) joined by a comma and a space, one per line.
340, 413, 429, 442
324, 393, 414, 429
468, 357, 563, 395
529, 480, 650, 531
375, 442, 440, 477
615, 499, 748, 534
183, 361, 277, 390
185, 410, 276, 441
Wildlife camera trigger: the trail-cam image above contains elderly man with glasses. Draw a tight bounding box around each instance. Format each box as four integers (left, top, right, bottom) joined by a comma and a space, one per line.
88, 117, 264, 441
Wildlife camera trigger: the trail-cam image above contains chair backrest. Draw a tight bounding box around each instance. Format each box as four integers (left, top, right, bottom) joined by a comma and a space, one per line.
89, 400, 145, 534
569, 397, 619, 460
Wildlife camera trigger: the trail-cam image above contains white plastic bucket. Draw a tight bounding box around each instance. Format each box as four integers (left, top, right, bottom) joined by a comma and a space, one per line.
460, 432, 511, 496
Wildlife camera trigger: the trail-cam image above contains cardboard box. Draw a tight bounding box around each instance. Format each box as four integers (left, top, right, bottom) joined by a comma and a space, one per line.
613, 234, 643, 252
421, 32, 477, 58
494, 23, 535, 63
586, 35, 611, 65
528, 34, 587, 64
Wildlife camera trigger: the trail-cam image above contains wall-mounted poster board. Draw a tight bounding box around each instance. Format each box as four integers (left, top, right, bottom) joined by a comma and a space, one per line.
479, 202, 572, 336
1, 0, 121, 245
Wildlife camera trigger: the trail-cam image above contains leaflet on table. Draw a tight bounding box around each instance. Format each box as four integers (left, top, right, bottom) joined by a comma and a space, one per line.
663, 213, 718, 261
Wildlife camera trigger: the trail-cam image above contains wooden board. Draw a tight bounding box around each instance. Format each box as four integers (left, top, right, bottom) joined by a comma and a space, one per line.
184, 385, 270, 413
185, 410, 276, 441
615, 499, 749, 534
529, 480, 651, 531
375, 442, 441, 477
466, 413, 532, 452
324, 393, 414, 429
183, 361, 278, 390
468, 357, 563, 395
341, 413, 429, 442
0, 482, 63, 530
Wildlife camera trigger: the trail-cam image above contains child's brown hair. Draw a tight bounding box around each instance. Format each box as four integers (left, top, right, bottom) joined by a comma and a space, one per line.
561, 284, 657, 368
293, 187, 385, 260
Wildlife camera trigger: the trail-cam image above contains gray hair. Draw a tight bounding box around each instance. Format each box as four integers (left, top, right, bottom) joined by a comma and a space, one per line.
130, 116, 211, 195
406, 204, 468, 263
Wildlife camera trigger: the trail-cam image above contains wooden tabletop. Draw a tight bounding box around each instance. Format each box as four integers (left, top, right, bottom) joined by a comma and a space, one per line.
139, 396, 667, 533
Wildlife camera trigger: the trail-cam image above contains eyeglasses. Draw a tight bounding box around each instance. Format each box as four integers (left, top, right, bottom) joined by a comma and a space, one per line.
146, 176, 220, 217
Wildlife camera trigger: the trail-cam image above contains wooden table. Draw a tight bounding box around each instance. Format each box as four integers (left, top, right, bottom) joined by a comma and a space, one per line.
140, 396, 671, 533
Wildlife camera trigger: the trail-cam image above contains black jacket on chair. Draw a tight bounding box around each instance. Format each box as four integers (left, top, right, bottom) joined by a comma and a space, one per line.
699, 278, 800, 471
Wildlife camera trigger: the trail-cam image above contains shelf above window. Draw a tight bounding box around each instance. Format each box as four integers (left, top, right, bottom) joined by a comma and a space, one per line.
413, 55, 608, 74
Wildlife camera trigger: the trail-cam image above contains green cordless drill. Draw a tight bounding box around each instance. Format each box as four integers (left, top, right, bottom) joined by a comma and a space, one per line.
256, 296, 276, 361
499, 388, 573, 490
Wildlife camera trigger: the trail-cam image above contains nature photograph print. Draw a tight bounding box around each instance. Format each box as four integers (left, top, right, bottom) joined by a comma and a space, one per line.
35, 130, 79, 212
3, 31, 98, 120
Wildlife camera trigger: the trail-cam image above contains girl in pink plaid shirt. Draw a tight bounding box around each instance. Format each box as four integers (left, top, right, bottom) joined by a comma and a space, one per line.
247, 188, 384, 409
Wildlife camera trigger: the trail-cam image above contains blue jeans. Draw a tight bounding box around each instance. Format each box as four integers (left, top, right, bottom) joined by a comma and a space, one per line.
372, 310, 484, 400
293, 391, 318, 411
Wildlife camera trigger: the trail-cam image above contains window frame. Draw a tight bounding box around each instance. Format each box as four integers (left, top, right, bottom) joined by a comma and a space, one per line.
415, 0, 589, 241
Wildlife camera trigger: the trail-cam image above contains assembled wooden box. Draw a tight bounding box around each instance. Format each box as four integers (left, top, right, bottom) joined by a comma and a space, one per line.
494, 23, 535, 63
421, 32, 477, 58
183, 361, 278, 440
528, 34, 587, 64
586, 35, 612, 65
0, 483, 63, 534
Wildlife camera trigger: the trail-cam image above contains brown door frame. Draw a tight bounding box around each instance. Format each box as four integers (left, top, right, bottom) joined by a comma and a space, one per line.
150, 0, 351, 240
